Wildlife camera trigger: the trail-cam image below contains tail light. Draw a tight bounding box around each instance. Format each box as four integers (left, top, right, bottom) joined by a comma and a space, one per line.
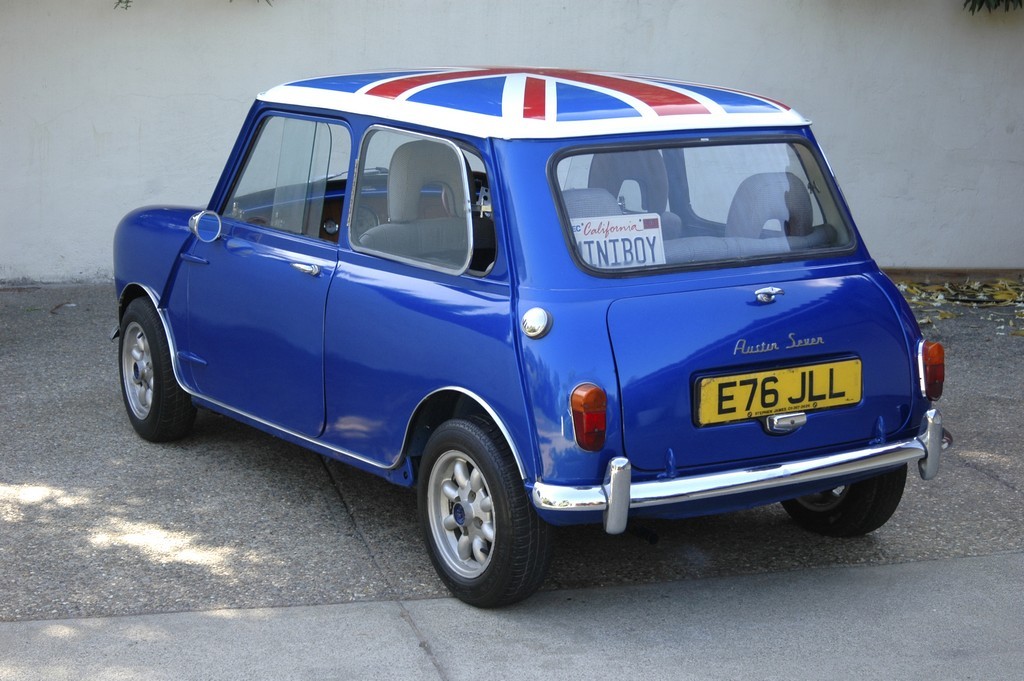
570, 383, 607, 452
920, 341, 945, 401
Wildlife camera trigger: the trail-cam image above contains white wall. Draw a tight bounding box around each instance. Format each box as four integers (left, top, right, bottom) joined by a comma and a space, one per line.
1, 0, 1021, 282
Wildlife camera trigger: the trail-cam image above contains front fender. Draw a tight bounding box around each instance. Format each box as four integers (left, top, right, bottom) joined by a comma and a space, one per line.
113, 206, 198, 307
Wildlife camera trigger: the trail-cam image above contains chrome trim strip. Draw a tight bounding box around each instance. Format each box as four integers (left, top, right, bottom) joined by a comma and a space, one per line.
188, 392, 401, 470
916, 338, 927, 399
532, 408, 944, 534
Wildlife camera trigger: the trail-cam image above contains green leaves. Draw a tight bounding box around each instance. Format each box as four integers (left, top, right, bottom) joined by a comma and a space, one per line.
963, 0, 1023, 14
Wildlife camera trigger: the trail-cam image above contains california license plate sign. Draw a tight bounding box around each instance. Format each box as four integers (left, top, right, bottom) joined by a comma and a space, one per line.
571, 213, 666, 270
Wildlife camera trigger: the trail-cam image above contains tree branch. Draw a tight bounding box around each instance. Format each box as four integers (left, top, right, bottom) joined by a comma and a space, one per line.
963, 0, 1023, 14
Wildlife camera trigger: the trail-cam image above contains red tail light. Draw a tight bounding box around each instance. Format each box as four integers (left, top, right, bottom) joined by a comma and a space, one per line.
921, 341, 945, 401
571, 383, 607, 452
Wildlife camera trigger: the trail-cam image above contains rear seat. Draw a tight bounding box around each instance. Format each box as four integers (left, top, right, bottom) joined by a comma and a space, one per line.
664, 224, 835, 264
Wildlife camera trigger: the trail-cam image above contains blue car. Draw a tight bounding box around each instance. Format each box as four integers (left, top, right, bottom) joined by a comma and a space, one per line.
114, 68, 948, 607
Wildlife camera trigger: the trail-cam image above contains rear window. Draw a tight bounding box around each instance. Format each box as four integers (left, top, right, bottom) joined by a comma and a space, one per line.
554, 139, 853, 272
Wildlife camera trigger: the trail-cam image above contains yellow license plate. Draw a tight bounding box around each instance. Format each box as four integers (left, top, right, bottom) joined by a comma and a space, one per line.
696, 359, 862, 426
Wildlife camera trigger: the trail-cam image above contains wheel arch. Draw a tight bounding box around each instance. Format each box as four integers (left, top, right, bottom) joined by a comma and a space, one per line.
403, 388, 529, 482
117, 283, 157, 322
115, 283, 194, 398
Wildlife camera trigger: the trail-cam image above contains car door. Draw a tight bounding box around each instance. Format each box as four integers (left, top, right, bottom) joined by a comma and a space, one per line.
183, 115, 351, 437
319, 127, 514, 465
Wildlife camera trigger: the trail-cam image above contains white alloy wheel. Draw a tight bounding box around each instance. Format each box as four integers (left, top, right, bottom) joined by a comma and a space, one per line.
121, 321, 154, 420
426, 449, 496, 579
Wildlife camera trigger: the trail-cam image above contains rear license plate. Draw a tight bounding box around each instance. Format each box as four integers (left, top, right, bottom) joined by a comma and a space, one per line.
696, 359, 862, 426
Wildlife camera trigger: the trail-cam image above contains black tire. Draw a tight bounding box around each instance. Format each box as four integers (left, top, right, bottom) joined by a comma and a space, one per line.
418, 417, 552, 607
781, 464, 908, 537
118, 298, 196, 442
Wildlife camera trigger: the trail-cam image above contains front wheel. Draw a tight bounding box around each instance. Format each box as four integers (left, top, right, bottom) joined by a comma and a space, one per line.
418, 417, 552, 607
119, 298, 196, 442
781, 464, 908, 537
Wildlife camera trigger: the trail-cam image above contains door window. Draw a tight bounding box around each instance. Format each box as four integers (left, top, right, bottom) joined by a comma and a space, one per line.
225, 116, 351, 241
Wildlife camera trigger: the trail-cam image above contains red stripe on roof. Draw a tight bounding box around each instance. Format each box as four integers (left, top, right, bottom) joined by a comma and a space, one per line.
523, 76, 547, 119
365, 68, 522, 99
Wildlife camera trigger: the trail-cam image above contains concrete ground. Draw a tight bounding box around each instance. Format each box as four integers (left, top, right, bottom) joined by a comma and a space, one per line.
1, 283, 1022, 680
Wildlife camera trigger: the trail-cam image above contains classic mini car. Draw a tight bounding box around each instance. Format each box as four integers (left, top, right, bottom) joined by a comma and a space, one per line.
114, 67, 949, 607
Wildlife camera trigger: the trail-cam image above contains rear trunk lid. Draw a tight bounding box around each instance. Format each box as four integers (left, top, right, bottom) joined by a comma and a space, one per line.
607, 271, 916, 473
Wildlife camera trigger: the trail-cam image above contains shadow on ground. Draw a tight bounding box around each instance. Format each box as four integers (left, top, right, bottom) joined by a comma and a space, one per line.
1, 283, 1021, 621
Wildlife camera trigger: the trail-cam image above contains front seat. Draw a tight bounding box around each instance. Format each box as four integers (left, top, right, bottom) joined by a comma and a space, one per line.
359, 139, 471, 269
388, 139, 468, 223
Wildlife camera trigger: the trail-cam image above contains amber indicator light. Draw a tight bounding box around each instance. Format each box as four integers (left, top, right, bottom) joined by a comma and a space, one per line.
570, 383, 607, 452
923, 341, 945, 400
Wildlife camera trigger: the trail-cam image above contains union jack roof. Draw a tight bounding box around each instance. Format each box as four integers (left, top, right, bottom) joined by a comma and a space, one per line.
259, 68, 808, 140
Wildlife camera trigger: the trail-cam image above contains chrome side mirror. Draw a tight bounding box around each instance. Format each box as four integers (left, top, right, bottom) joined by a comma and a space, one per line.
189, 210, 222, 243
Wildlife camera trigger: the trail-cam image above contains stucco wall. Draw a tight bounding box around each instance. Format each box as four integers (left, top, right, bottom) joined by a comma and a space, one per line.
1, 0, 1021, 282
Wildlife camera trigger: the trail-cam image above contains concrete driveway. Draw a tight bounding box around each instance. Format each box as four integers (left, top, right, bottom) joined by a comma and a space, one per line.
1, 283, 1022, 679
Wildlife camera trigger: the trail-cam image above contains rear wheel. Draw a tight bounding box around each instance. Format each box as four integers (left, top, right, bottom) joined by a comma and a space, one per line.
781, 464, 908, 537
119, 298, 196, 442
418, 417, 552, 607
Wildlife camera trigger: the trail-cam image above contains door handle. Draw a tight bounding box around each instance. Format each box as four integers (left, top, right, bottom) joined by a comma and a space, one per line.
754, 286, 784, 304
291, 262, 321, 277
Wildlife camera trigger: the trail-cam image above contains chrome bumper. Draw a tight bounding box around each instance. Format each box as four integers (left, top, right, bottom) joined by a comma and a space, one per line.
532, 409, 945, 535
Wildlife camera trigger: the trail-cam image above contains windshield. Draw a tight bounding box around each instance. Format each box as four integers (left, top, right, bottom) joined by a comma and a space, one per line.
554, 139, 854, 272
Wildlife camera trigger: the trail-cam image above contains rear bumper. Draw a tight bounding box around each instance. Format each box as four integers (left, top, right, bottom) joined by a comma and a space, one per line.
532, 409, 946, 535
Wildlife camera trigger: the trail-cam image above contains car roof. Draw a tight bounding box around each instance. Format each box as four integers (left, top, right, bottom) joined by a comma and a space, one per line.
258, 67, 809, 140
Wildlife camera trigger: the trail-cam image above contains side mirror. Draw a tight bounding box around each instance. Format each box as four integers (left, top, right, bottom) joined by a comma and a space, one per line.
189, 210, 222, 243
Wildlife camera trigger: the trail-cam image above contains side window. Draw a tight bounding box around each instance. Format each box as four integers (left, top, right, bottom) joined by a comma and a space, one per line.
225, 116, 351, 242
349, 127, 494, 276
